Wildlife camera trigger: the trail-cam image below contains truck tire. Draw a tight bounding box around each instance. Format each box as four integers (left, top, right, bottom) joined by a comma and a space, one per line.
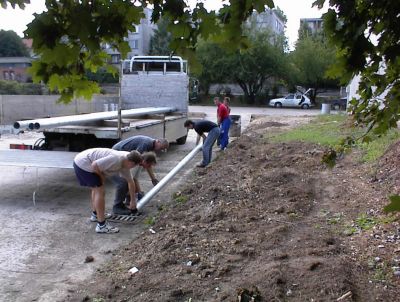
176, 135, 187, 145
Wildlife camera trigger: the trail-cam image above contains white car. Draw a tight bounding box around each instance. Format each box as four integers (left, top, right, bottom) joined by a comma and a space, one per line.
269, 93, 312, 109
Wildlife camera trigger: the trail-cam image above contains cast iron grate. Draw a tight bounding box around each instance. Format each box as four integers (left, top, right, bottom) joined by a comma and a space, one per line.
107, 214, 144, 224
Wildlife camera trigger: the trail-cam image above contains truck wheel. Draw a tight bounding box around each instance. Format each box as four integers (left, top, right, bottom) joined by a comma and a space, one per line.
176, 135, 187, 145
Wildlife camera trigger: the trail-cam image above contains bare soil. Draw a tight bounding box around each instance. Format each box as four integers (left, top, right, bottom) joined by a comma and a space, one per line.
66, 116, 400, 302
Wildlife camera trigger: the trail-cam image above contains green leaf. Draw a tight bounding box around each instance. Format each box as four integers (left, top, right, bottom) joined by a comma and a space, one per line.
384, 195, 400, 213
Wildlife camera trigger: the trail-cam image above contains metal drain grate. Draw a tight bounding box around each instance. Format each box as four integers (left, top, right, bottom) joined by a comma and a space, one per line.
107, 214, 143, 224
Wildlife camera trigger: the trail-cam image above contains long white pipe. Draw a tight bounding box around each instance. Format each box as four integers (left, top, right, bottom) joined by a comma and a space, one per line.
13, 107, 176, 130
137, 144, 203, 210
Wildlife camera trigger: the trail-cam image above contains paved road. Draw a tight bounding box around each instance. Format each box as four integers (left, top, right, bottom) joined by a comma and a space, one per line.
190, 105, 321, 129
0, 106, 321, 301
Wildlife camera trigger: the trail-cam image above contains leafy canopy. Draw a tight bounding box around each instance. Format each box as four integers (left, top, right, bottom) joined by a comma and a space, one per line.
149, 17, 173, 56
2, 0, 275, 103
314, 0, 400, 139
290, 33, 338, 103
195, 28, 287, 103
314, 0, 400, 211
0, 30, 30, 57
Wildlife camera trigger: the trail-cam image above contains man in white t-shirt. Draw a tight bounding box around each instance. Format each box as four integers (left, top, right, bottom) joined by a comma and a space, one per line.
73, 148, 142, 234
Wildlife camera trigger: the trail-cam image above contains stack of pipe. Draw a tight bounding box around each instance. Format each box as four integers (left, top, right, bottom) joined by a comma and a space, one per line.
13, 107, 176, 131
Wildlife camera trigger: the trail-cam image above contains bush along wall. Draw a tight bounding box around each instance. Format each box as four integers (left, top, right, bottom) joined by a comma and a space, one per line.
0, 80, 43, 95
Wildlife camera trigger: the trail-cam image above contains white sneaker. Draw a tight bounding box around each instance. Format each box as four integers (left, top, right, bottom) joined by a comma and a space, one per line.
90, 212, 112, 222
95, 222, 119, 233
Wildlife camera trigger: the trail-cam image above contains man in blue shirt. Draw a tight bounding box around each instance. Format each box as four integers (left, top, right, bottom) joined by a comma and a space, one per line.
111, 135, 169, 215
184, 119, 220, 168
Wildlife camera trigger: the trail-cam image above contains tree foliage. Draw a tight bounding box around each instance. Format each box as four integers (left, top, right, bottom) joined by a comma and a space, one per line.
315, 0, 400, 139
193, 41, 231, 95
230, 30, 287, 103
290, 33, 338, 103
149, 17, 173, 56
2, 0, 275, 103
297, 22, 313, 41
273, 6, 287, 24
0, 80, 42, 94
0, 30, 29, 57
195, 29, 287, 103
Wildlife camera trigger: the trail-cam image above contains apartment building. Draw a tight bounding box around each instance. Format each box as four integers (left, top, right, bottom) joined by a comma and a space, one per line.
247, 9, 285, 36
104, 8, 156, 64
299, 18, 323, 34
0, 57, 32, 82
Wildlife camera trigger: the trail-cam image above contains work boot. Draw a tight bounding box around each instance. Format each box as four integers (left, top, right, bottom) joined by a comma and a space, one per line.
112, 203, 131, 216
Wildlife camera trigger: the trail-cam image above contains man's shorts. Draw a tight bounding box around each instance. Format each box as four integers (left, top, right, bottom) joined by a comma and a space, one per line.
73, 162, 102, 187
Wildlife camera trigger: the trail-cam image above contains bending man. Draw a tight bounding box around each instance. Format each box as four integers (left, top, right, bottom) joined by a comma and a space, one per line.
184, 119, 220, 168
73, 148, 142, 234
111, 135, 169, 215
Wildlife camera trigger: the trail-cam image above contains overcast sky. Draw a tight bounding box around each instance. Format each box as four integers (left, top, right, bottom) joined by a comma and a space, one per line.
0, 0, 328, 49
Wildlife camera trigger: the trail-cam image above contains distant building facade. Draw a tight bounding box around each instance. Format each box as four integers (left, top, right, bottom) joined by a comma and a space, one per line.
0, 57, 32, 82
104, 8, 156, 64
247, 9, 285, 36
300, 18, 323, 35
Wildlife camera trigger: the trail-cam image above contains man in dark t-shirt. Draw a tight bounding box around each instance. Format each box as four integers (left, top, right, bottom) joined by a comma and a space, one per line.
111, 135, 169, 215
184, 119, 220, 167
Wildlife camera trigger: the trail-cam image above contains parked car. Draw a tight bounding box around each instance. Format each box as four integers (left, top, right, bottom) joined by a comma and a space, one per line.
331, 97, 348, 110
269, 92, 312, 109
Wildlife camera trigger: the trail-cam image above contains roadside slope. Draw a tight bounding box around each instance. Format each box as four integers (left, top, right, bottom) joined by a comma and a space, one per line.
66, 117, 400, 302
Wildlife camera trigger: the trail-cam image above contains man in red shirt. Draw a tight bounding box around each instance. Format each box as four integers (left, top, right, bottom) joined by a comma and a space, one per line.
214, 96, 231, 150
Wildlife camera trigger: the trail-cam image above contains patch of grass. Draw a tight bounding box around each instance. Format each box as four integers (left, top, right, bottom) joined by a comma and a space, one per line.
378, 214, 398, 224
343, 213, 397, 236
268, 114, 400, 163
175, 195, 189, 204
343, 225, 357, 236
314, 223, 322, 229
372, 262, 391, 283
327, 212, 343, 225
144, 216, 156, 226
269, 114, 349, 147
173, 191, 189, 204
355, 214, 377, 230
287, 211, 299, 219
360, 129, 400, 162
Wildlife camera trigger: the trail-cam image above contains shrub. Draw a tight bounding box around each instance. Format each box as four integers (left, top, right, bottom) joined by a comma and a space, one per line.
0, 80, 43, 95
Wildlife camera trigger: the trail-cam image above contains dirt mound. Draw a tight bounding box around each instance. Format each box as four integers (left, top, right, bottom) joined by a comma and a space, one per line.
66, 118, 399, 302
375, 140, 400, 192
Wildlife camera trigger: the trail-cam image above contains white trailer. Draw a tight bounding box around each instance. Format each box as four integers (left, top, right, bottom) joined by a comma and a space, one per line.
17, 56, 190, 151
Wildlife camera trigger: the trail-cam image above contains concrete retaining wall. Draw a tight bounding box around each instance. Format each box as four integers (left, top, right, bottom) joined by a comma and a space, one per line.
0, 95, 119, 127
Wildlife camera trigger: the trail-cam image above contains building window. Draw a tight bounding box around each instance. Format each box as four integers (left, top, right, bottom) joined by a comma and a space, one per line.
130, 40, 139, 49
111, 54, 121, 64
